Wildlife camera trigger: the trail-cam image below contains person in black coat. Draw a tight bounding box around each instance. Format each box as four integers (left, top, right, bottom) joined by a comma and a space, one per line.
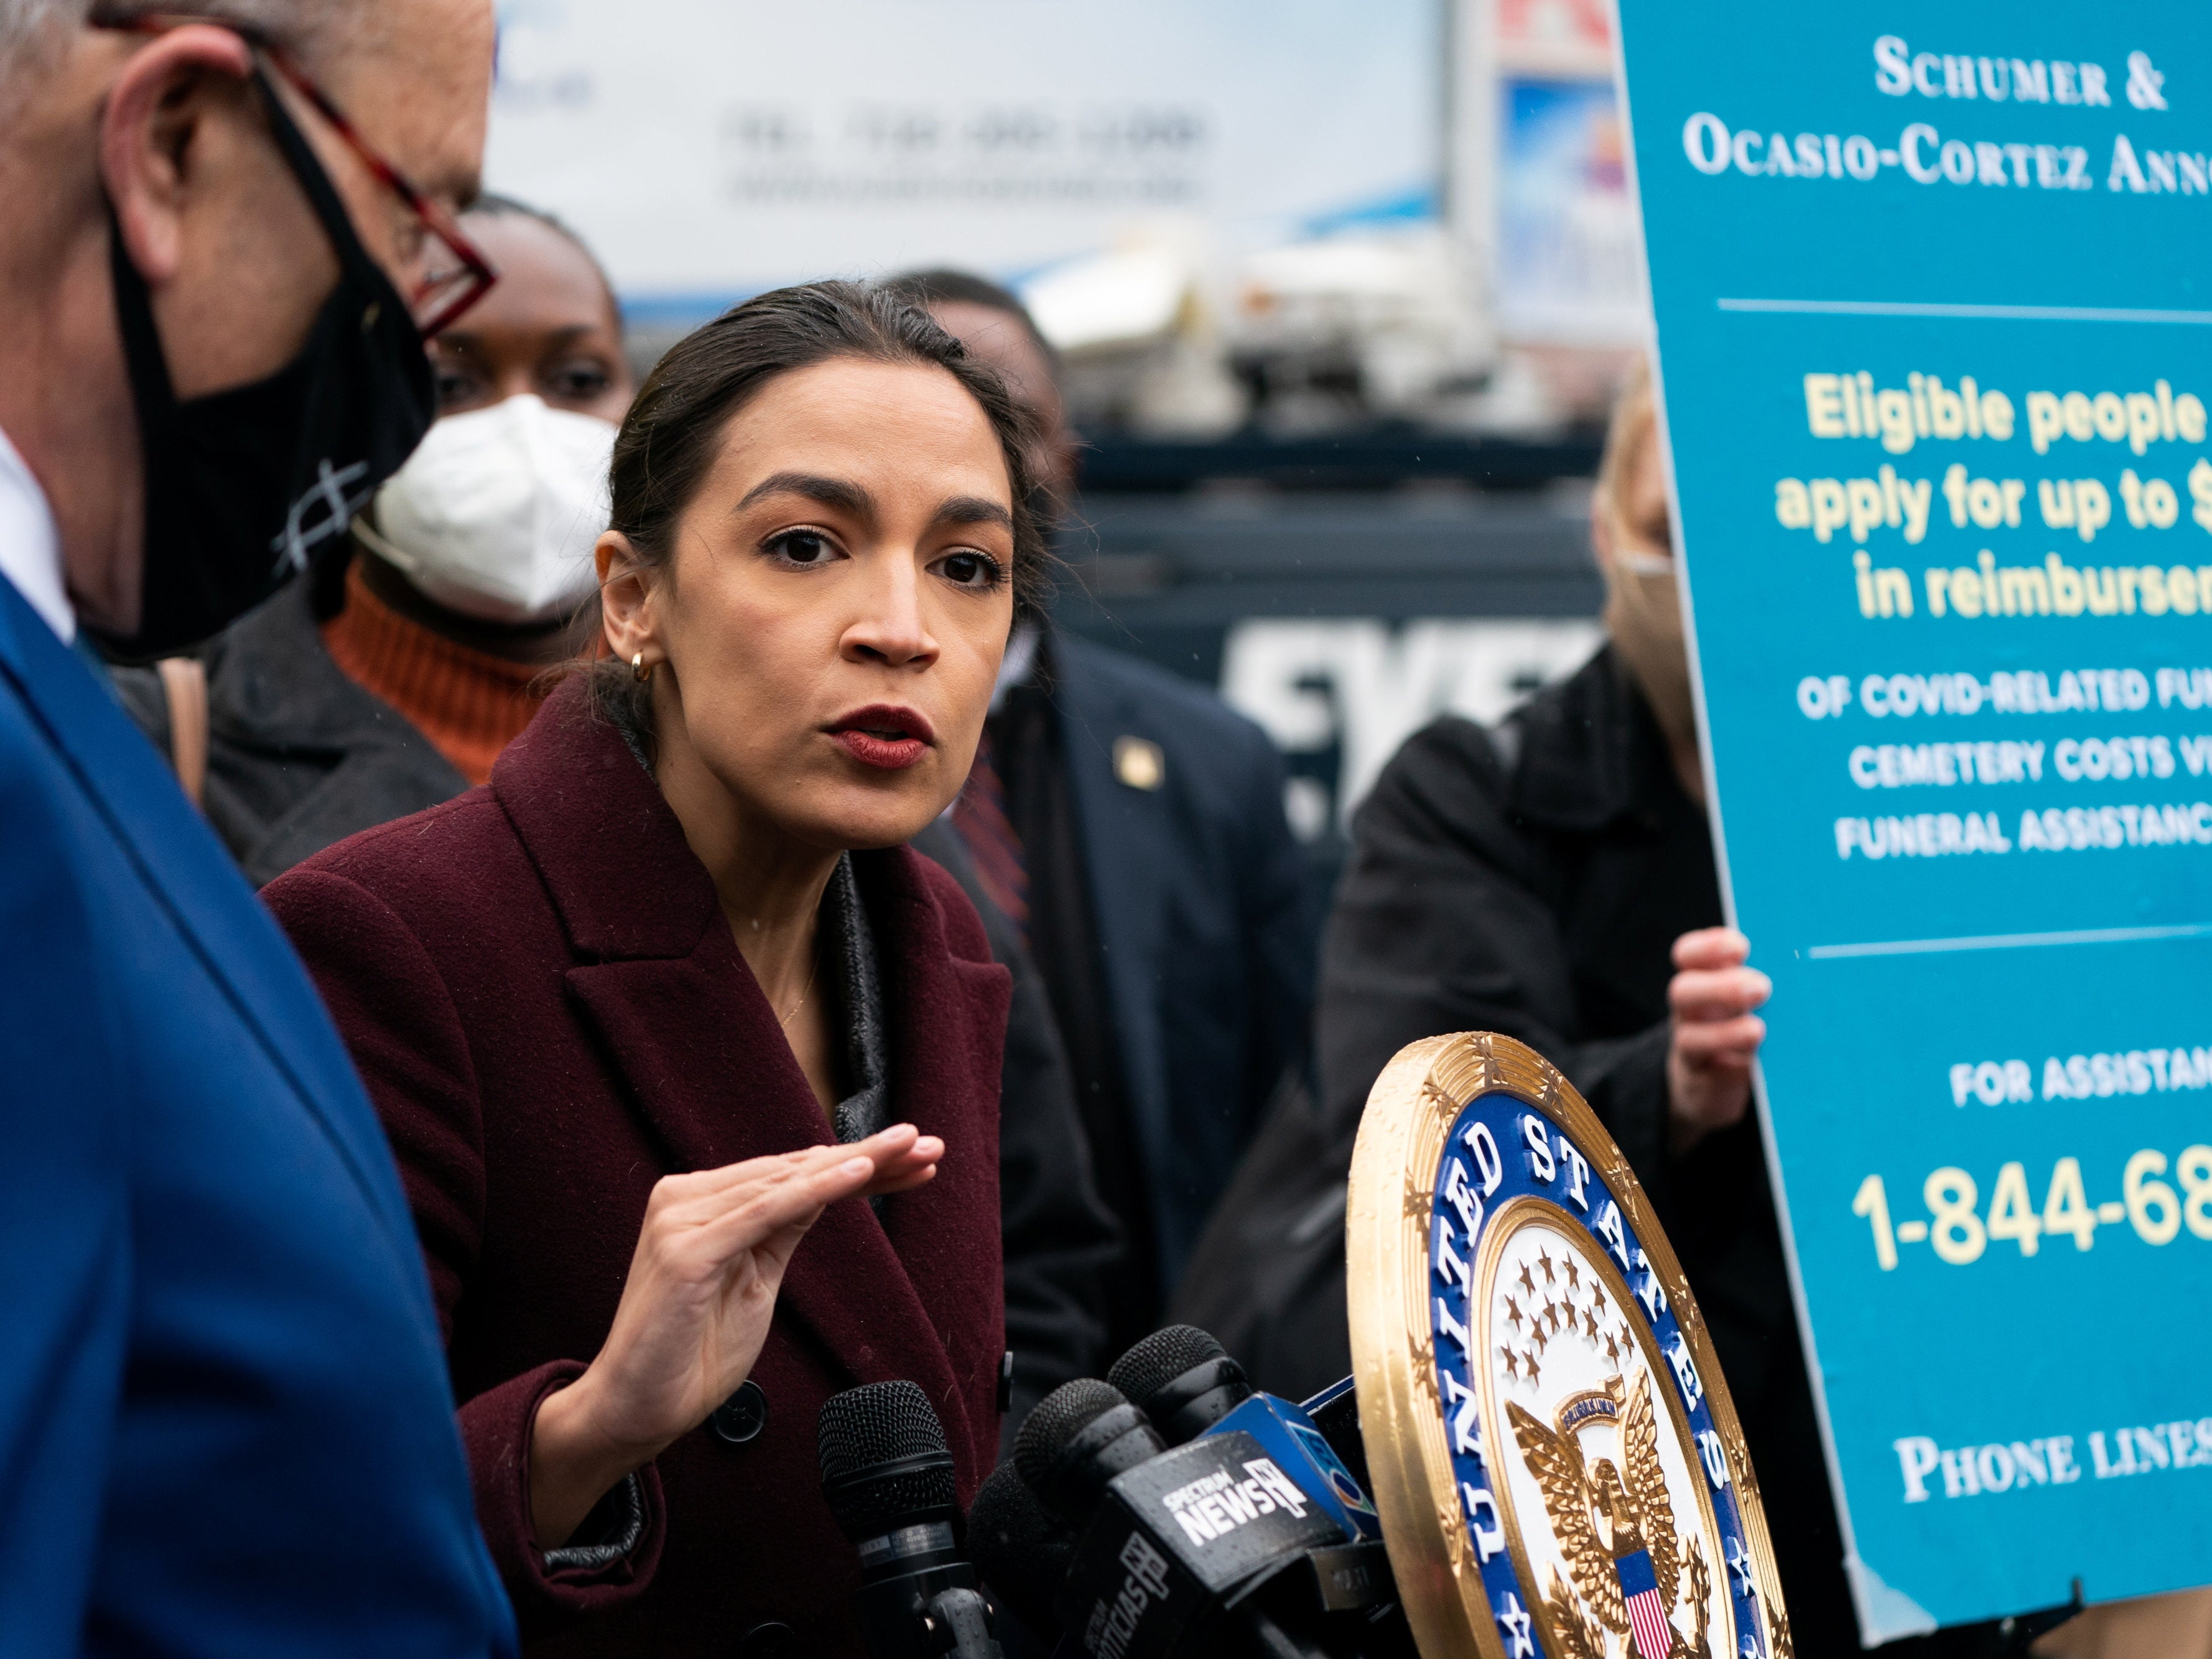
886, 272, 1316, 1352
1317, 357, 1765, 1193
1180, 363, 2193, 1657
1194, 360, 1996, 1657
1286, 357, 2188, 1659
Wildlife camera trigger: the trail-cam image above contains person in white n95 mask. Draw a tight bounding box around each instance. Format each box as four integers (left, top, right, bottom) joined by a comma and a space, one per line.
361, 391, 616, 625
116, 193, 637, 885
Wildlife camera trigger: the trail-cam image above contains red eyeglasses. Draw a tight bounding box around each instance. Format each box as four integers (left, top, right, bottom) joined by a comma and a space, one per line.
90, 9, 498, 338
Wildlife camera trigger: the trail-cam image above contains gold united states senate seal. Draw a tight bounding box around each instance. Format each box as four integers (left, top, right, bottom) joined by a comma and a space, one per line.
1345, 1033, 1791, 1659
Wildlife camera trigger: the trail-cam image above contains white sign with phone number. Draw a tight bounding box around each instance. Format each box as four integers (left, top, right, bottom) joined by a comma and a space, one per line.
484, 0, 1436, 311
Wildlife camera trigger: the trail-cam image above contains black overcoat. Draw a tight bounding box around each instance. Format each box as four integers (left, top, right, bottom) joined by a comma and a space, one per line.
1196, 646, 1867, 1651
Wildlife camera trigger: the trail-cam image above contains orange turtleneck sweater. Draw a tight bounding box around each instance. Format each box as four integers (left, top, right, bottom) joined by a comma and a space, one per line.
322, 560, 548, 786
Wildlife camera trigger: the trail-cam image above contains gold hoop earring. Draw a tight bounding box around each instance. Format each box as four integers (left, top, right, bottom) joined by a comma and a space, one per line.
631, 652, 653, 684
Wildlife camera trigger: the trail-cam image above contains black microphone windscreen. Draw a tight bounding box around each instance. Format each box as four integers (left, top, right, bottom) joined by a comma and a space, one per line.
966, 1461, 1073, 1637
817, 1380, 957, 1540
1107, 1326, 1230, 1406
1011, 1377, 1126, 1491
1108, 1326, 1253, 1443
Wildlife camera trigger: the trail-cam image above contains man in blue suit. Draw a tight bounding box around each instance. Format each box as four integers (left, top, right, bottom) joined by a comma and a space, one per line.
890, 273, 1317, 1350
0, 3, 514, 1652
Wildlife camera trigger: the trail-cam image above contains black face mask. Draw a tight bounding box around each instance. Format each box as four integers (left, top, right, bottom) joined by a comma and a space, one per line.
93, 65, 435, 660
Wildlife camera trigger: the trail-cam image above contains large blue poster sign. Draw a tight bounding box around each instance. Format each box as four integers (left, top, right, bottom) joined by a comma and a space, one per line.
1614, 3, 2212, 1638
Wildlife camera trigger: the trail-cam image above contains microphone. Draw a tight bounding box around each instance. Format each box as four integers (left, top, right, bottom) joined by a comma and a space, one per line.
1107, 1326, 1254, 1440
1013, 1378, 1169, 1529
819, 1380, 1004, 1659
1112, 1331, 1411, 1658
1293, 1375, 1372, 1501
967, 1459, 1076, 1640
1112, 1329, 1381, 1546
1014, 1378, 1380, 1659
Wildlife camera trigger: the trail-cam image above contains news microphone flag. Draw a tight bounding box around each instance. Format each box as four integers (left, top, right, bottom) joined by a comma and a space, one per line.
1052, 1429, 1344, 1657
1197, 1393, 1381, 1544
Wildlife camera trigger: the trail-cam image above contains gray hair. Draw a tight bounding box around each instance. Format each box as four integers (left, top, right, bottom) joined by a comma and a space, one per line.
0, 0, 82, 75
2, 2, 358, 90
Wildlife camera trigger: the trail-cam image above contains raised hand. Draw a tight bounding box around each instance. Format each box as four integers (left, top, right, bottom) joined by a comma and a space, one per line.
528, 1124, 942, 1545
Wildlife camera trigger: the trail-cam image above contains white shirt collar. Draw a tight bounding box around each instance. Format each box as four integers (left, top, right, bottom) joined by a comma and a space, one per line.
0, 425, 73, 643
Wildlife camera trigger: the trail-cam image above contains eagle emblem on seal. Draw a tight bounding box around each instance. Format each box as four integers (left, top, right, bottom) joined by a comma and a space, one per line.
1507, 1371, 1715, 1659
1345, 1039, 1785, 1659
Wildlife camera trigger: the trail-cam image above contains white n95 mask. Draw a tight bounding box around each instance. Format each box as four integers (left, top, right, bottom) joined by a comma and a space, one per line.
360, 394, 616, 624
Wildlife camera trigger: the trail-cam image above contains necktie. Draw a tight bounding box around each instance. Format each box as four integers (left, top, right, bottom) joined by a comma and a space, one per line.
952, 727, 1029, 932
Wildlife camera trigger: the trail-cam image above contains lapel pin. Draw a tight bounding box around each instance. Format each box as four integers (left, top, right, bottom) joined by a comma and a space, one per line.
1113, 735, 1164, 791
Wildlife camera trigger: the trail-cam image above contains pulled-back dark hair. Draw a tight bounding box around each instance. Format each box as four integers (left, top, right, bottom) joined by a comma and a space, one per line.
584, 280, 1046, 728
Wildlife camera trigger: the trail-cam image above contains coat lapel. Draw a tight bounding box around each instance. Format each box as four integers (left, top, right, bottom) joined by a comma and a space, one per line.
1048, 634, 1176, 1205
495, 685, 993, 1456
854, 849, 1008, 1467
0, 577, 419, 1243
560, 949, 974, 1423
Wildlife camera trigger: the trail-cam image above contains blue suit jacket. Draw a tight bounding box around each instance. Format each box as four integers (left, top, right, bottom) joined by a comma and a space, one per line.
1053, 634, 1315, 1292
0, 575, 514, 1657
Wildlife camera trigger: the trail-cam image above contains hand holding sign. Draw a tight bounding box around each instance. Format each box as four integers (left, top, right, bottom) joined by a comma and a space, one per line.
1665, 927, 1772, 1154
1620, 0, 2212, 1632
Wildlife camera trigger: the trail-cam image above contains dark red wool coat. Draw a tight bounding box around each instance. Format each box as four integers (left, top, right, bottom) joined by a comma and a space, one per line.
264, 678, 1010, 1657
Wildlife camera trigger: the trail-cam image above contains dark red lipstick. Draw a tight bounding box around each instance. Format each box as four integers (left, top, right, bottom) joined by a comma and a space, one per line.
827, 704, 936, 771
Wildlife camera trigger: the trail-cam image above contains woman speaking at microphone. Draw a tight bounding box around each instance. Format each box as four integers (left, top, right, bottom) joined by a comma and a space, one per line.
266, 283, 1039, 1655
